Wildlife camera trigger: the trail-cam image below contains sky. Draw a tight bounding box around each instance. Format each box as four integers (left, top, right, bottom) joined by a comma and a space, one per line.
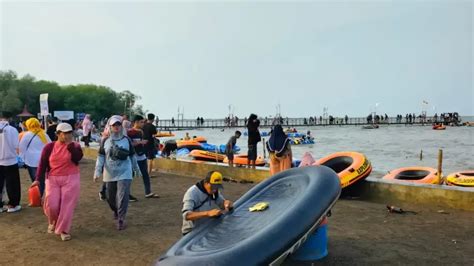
1, 0, 472, 119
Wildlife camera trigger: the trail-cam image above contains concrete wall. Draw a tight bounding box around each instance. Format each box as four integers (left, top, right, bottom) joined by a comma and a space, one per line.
83, 147, 270, 183
155, 159, 270, 183
360, 179, 474, 212
83, 147, 473, 211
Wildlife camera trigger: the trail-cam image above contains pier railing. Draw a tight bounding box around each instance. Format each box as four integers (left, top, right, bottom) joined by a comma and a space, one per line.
155, 116, 442, 130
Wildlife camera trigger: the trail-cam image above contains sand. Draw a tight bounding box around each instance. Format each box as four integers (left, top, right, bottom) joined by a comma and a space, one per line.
0, 159, 473, 265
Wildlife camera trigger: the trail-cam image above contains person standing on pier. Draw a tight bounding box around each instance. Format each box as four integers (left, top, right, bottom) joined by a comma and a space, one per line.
246, 114, 261, 169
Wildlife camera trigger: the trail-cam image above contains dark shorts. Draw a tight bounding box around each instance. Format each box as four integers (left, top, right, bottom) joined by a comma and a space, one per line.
145, 144, 157, 160
247, 144, 257, 161
226, 151, 234, 161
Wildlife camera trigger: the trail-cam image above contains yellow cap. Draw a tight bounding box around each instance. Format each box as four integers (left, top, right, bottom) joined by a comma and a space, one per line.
206, 171, 223, 189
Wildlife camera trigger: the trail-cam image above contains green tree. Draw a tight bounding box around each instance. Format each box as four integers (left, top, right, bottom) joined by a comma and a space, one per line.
1, 87, 22, 113
0, 70, 142, 122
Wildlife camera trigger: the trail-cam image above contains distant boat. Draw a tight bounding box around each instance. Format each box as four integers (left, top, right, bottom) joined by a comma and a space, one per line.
362, 124, 379, 129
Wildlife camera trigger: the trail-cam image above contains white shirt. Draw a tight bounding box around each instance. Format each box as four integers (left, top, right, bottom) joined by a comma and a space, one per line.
0, 121, 19, 166
19, 131, 51, 167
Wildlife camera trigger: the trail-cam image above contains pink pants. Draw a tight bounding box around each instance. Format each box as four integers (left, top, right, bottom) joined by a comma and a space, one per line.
43, 173, 80, 234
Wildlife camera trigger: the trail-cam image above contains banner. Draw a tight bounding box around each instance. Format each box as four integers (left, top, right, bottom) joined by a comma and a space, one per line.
54, 111, 74, 121
39, 93, 49, 116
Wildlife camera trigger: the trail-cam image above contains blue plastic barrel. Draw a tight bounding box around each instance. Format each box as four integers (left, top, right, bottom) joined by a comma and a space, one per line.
291, 220, 328, 261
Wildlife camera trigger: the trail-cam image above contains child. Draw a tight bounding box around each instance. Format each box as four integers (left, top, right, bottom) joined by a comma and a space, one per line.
225, 131, 241, 167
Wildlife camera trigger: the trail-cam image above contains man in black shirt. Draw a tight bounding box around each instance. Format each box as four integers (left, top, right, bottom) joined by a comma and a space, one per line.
142, 113, 158, 176
246, 113, 261, 169
46, 117, 58, 141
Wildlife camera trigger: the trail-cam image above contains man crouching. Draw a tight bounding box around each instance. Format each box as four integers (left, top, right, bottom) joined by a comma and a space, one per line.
181, 171, 233, 236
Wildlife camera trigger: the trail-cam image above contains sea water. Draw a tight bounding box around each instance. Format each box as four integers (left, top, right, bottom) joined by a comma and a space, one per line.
165, 124, 474, 179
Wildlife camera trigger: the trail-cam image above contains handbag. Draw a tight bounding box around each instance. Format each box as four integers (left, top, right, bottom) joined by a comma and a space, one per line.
109, 137, 132, 161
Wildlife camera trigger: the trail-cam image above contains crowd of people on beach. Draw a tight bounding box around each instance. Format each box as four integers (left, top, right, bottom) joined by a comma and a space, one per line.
0, 108, 301, 241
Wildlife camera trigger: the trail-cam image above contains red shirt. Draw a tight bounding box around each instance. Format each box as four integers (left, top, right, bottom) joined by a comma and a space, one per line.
49, 142, 80, 176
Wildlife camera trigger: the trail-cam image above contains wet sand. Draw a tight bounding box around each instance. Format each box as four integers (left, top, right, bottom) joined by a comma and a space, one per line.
0, 159, 473, 265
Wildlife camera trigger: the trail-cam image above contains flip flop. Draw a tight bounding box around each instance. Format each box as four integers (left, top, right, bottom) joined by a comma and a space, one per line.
145, 193, 160, 199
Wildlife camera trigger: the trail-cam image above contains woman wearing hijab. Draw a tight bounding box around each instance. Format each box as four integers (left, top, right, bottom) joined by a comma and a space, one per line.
246, 113, 261, 169
19, 118, 51, 196
266, 124, 292, 175
81, 114, 92, 147
94, 116, 139, 230
31, 123, 83, 241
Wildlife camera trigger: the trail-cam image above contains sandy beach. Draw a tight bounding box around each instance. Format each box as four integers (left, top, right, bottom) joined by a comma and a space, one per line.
0, 159, 473, 265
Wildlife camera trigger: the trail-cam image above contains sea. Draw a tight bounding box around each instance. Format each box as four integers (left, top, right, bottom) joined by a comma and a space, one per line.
163, 118, 474, 179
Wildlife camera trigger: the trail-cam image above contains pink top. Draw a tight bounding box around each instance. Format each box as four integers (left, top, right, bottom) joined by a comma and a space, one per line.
49, 142, 80, 176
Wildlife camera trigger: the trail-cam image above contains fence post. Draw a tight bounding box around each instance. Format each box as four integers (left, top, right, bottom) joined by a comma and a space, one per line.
437, 149, 443, 185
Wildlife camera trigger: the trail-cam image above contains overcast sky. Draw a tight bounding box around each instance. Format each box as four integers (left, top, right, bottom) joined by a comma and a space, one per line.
1, 0, 472, 118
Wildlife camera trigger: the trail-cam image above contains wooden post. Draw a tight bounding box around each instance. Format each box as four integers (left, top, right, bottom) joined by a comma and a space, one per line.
437, 149, 443, 185
262, 138, 266, 159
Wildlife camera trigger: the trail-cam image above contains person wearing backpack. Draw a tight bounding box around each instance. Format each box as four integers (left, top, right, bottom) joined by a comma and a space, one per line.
266, 125, 292, 175
31, 123, 83, 241
0, 111, 21, 213
19, 118, 51, 197
94, 116, 139, 230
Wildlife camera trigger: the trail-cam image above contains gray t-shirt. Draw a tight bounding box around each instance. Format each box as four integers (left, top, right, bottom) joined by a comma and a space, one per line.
181, 184, 225, 235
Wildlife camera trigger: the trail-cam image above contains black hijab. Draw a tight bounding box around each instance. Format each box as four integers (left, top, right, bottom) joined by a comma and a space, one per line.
267, 125, 289, 153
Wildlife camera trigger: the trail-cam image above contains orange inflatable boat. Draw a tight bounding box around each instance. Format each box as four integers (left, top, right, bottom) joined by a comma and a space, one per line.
432, 124, 446, 130
156, 132, 175, 137
313, 151, 372, 188
177, 140, 203, 150
383, 167, 439, 184
223, 155, 266, 166
192, 136, 207, 143
190, 150, 225, 162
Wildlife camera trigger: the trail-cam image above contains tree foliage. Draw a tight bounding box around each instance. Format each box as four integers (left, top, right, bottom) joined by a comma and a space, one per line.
0, 70, 143, 121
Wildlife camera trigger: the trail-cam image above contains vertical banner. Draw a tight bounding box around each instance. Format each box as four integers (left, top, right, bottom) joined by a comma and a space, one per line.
39, 93, 49, 129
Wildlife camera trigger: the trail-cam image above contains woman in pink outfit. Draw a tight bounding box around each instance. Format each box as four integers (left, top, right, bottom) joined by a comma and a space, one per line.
82, 114, 92, 147
31, 123, 83, 241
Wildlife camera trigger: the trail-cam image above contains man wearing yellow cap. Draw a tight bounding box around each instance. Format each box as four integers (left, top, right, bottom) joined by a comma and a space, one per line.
181, 171, 233, 235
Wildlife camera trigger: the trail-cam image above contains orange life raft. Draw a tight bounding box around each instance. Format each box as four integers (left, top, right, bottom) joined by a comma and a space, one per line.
313, 151, 372, 188
383, 166, 439, 184
223, 155, 266, 166
190, 150, 225, 162
177, 140, 202, 150
156, 132, 175, 137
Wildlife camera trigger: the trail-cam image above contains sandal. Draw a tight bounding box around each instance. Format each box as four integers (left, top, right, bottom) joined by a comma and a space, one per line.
47, 223, 55, 234
61, 233, 71, 241
145, 193, 160, 199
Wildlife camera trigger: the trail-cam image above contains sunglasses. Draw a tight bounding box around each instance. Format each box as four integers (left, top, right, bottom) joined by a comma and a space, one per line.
111, 123, 122, 127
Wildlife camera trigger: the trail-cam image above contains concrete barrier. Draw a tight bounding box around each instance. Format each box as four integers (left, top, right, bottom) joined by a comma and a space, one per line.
83, 147, 473, 211
82, 147, 270, 183
155, 159, 270, 183
361, 178, 474, 212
